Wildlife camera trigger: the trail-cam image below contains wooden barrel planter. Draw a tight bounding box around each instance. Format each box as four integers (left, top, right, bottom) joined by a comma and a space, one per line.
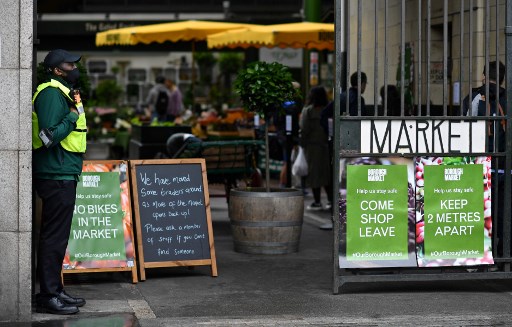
228, 188, 304, 254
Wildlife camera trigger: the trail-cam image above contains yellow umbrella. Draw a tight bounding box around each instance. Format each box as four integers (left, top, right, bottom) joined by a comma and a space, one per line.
206, 22, 334, 50
96, 20, 258, 91
95, 20, 257, 46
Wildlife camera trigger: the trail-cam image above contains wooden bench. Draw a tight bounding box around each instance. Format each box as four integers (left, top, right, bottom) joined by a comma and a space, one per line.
172, 139, 264, 199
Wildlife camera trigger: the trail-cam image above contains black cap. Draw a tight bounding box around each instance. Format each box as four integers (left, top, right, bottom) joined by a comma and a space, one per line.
43, 49, 81, 69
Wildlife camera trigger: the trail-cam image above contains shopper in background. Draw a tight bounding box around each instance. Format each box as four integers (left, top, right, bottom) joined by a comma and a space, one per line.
32, 49, 87, 315
463, 61, 506, 152
320, 71, 368, 137
319, 72, 367, 191
146, 75, 171, 122
300, 86, 333, 211
463, 60, 506, 254
380, 84, 401, 116
165, 78, 183, 122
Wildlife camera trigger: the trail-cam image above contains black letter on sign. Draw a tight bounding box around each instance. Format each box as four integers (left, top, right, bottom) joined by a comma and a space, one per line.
370, 120, 392, 153
431, 120, 445, 153
395, 120, 413, 153
416, 120, 430, 153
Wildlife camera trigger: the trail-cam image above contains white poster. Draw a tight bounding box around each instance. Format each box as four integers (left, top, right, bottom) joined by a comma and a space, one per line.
259, 48, 303, 68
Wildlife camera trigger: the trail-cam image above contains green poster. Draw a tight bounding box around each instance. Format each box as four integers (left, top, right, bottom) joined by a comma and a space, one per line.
68, 172, 126, 261
346, 165, 409, 261
423, 165, 484, 259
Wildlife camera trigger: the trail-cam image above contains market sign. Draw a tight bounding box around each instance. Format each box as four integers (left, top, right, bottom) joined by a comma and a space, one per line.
423, 164, 486, 260
69, 171, 127, 262
415, 157, 493, 267
130, 159, 218, 281
346, 165, 409, 262
361, 120, 486, 154
64, 161, 138, 283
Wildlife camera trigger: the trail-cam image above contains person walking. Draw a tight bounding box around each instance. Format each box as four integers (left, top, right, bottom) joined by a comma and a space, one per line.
32, 49, 87, 314
146, 75, 171, 122
165, 78, 183, 122
300, 86, 333, 211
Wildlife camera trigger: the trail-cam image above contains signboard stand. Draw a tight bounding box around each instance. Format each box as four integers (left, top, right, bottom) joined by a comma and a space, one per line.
63, 160, 138, 284
130, 159, 217, 280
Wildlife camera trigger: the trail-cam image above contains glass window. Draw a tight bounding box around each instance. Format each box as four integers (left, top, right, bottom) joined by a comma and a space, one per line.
126, 83, 140, 105
163, 67, 177, 80
127, 69, 147, 83
97, 74, 116, 82
87, 60, 108, 74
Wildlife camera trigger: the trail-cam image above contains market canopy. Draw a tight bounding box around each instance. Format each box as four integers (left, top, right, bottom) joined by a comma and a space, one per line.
95, 20, 258, 46
206, 22, 334, 50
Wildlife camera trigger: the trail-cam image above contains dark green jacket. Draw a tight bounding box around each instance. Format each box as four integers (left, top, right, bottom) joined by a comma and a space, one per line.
33, 76, 83, 180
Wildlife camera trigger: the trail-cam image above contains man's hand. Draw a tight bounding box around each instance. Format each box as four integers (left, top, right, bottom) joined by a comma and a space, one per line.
70, 107, 79, 115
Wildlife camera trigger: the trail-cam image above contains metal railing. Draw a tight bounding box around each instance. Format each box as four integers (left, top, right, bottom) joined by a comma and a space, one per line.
333, 0, 512, 293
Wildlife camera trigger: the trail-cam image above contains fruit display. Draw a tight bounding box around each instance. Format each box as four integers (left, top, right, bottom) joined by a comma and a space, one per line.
415, 156, 493, 267
196, 109, 219, 126
63, 162, 135, 270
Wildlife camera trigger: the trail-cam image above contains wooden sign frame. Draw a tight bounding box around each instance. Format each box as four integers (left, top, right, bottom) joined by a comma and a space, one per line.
63, 160, 138, 283
130, 159, 218, 280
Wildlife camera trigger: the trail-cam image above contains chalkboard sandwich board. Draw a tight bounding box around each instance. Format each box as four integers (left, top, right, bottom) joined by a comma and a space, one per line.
130, 159, 218, 280
63, 160, 138, 283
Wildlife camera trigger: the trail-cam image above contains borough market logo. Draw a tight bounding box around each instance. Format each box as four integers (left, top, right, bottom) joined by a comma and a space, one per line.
367, 168, 387, 182
82, 175, 100, 187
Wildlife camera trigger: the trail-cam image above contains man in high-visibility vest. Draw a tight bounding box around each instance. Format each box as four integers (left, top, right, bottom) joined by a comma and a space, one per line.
33, 49, 87, 315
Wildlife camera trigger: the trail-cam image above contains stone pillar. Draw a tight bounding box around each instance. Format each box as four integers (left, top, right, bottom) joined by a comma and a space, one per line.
0, 0, 33, 322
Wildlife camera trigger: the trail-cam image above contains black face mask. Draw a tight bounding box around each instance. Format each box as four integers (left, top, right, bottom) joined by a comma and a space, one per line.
61, 67, 80, 86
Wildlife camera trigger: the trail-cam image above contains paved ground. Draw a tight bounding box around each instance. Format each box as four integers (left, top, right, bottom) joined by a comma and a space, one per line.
4, 184, 512, 326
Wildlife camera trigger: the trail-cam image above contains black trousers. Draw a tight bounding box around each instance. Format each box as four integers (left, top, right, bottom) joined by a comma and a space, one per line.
35, 179, 77, 298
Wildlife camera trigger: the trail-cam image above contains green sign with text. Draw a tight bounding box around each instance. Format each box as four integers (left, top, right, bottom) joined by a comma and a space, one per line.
423, 164, 484, 259
346, 165, 409, 261
68, 172, 126, 262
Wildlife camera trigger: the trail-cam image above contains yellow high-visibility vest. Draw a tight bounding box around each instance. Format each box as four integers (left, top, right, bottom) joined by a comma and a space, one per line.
32, 79, 87, 153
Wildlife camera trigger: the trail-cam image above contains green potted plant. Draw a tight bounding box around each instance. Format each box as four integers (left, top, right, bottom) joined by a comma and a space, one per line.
228, 61, 304, 255
234, 61, 299, 191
